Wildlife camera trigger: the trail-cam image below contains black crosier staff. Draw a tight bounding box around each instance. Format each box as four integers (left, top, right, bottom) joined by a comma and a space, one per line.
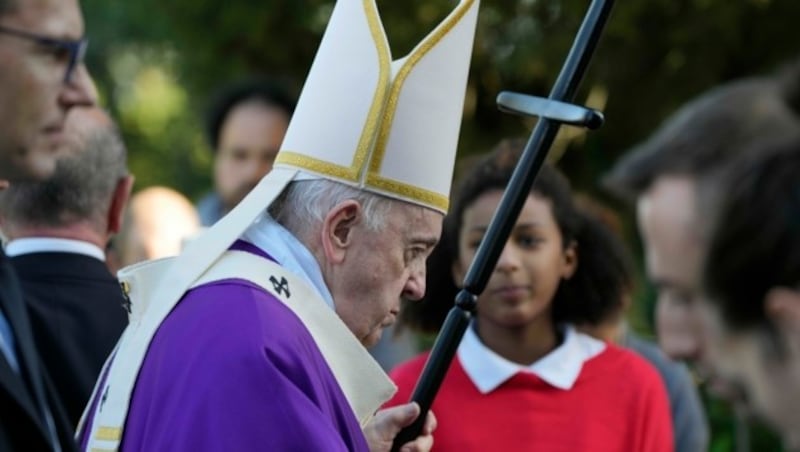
391, 0, 615, 449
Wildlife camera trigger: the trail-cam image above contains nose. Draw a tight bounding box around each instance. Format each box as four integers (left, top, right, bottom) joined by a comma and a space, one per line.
59, 64, 97, 109
403, 264, 426, 302
494, 242, 520, 273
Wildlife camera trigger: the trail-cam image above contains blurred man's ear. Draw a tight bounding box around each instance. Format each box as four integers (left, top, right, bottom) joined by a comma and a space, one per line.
0, 180, 8, 190
108, 175, 135, 234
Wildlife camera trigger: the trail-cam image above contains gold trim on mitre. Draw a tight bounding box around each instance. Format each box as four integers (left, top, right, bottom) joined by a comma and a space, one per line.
275, 151, 360, 182
365, 176, 450, 212
365, 0, 476, 213
354, 0, 391, 181
274, 0, 390, 184
275, 0, 479, 213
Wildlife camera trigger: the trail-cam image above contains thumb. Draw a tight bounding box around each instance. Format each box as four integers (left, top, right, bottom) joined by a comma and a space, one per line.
377, 402, 421, 438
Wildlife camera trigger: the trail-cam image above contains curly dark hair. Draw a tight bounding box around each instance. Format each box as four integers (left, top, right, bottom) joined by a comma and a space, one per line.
400, 138, 631, 334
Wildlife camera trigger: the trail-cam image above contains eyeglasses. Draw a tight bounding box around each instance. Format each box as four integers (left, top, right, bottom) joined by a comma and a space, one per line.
0, 24, 88, 83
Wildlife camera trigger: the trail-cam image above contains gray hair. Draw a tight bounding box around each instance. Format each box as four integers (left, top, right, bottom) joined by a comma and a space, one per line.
269, 179, 394, 239
0, 119, 128, 230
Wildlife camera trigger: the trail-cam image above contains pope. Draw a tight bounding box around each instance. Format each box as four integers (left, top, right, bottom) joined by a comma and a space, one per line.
77, 0, 480, 451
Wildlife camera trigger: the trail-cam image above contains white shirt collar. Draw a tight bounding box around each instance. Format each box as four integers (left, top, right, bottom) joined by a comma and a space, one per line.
5, 237, 105, 262
458, 324, 606, 393
241, 212, 335, 309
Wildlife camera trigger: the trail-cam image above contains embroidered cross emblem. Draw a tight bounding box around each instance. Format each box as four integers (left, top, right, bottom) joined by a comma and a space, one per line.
269, 276, 291, 298
119, 281, 132, 314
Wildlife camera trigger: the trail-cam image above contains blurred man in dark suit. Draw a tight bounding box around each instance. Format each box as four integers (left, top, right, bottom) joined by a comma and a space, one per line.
0, 0, 97, 449
0, 106, 131, 428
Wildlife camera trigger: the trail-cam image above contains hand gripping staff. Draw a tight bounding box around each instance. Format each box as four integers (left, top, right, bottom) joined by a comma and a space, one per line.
391, 0, 615, 449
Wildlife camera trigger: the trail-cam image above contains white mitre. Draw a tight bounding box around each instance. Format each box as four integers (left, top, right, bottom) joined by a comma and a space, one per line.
277, 0, 478, 212
81, 0, 480, 448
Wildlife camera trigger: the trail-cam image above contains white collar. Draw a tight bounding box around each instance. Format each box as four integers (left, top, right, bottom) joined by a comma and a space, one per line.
5, 237, 105, 262
458, 324, 606, 393
241, 212, 335, 309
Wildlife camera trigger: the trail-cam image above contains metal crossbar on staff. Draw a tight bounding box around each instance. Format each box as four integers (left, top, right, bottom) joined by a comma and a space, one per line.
391, 0, 616, 448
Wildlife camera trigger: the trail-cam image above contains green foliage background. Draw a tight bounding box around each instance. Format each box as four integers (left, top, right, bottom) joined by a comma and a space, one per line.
81, 1, 799, 449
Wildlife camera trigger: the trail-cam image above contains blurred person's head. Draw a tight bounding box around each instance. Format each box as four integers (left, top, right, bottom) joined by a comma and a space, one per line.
206, 78, 295, 215
0, 107, 132, 251
0, 0, 97, 182
400, 139, 627, 354
115, 186, 201, 268
700, 142, 800, 447
604, 62, 800, 367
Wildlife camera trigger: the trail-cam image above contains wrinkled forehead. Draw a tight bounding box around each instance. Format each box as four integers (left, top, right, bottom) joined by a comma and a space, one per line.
3, 0, 84, 39
393, 201, 444, 238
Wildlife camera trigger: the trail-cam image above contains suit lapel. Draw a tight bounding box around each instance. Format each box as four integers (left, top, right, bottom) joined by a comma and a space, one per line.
0, 250, 51, 438
0, 344, 42, 421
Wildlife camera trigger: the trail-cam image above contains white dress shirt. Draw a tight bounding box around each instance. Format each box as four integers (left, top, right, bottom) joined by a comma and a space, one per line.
5, 237, 105, 261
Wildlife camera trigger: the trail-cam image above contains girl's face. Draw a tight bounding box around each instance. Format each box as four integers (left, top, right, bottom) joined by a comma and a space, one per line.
453, 190, 577, 329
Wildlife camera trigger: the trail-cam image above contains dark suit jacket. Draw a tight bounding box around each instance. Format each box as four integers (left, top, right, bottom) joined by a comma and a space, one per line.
11, 251, 128, 430
0, 249, 77, 452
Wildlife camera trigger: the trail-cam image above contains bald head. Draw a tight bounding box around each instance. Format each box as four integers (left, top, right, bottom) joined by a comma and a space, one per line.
116, 187, 201, 268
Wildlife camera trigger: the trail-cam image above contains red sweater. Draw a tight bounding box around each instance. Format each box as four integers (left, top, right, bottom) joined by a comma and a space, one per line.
388, 344, 674, 452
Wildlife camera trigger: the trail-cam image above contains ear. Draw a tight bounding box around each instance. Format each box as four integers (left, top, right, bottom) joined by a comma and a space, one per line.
107, 175, 134, 234
764, 287, 800, 339
561, 239, 578, 279
320, 200, 362, 265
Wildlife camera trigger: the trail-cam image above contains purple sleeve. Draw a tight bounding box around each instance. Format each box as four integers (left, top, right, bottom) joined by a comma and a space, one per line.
116, 280, 365, 451
122, 343, 352, 451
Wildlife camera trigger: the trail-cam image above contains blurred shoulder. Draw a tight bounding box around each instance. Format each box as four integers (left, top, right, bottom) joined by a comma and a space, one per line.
587, 342, 664, 383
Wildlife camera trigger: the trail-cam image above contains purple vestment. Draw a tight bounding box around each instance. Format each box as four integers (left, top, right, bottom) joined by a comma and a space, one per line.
79, 244, 368, 451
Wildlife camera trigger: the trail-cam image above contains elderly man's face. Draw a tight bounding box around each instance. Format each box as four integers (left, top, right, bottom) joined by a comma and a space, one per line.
328, 202, 442, 347
0, 0, 97, 182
